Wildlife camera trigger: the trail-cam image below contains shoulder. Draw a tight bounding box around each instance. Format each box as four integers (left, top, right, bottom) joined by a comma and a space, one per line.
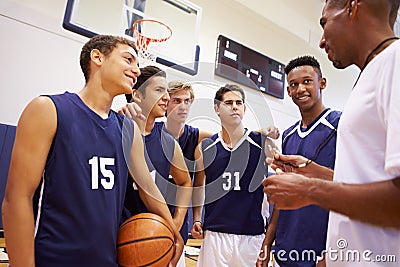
249, 130, 263, 143
282, 121, 300, 139
184, 124, 199, 133
16, 96, 58, 141
23, 96, 57, 120
325, 109, 342, 128
200, 133, 218, 148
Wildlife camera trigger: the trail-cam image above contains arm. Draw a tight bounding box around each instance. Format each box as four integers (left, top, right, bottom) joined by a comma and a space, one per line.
267, 153, 334, 181
191, 144, 205, 239
2, 96, 57, 267
197, 129, 212, 144
263, 172, 400, 229
128, 122, 184, 266
169, 141, 192, 230
256, 208, 279, 267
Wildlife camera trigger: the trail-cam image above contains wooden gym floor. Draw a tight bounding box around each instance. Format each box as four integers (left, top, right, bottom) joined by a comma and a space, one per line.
0, 237, 202, 267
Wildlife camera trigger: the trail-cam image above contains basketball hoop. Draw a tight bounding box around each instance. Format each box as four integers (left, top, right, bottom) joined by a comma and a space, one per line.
132, 19, 172, 66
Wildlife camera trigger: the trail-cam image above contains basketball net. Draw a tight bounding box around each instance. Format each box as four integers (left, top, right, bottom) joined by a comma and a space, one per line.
132, 19, 172, 67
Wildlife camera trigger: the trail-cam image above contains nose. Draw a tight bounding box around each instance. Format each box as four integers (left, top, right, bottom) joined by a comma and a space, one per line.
231, 102, 239, 110
132, 63, 140, 77
163, 92, 170, 101
297, 83, 307, 93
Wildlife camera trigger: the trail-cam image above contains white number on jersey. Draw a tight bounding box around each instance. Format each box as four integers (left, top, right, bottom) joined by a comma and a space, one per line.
89, 156, 115, 190
222, 171, 241, 191
132, 170, 157, 190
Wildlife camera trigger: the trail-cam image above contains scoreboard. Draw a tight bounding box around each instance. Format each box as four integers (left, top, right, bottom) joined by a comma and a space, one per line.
215, 35, 285, 99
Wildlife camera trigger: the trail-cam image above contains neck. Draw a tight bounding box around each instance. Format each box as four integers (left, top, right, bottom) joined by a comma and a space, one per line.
78, 85, 113, 119
360, 36, 399, 70
220, 124, 245, 148
300, 104, 326, 128
165, 118, 185, 139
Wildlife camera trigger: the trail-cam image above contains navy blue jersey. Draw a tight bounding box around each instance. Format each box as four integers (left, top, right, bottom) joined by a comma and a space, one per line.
177, 124, 199, 177
34, 92, 133, 267
155, 122, 199, 177
152, 122, 199, 242
274, 108, 341, 267
202, 131, 267, 235
124, 123, 175, 216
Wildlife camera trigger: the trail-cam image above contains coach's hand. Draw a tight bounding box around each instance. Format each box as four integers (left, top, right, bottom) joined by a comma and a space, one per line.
191, 221, 204, 239
263, 170, 315, 210
266, 153, 334, 181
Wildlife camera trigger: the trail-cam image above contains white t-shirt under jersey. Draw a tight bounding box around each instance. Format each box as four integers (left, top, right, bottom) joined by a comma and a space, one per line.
326, 40, 400, 266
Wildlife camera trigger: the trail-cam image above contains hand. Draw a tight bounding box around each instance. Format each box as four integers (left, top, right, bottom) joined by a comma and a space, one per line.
263, 170, 314, 209
255, 237, 271, 267
267, 153, 311, 173
260, 126, 280, 140
266, 153, 333, 180
118, 102, 146, 121
169, 228, 184, 267
190, 221, 204, 239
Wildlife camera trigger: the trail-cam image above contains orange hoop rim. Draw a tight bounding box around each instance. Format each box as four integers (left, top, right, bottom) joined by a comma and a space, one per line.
132, 19, 173, 43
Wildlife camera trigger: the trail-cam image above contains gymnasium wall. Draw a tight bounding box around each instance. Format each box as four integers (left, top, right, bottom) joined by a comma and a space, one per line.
0, 0, 359, 135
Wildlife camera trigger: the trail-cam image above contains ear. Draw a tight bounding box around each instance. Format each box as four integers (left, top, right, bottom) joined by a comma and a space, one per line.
243, 103, 247, 113
214, 104, 220, 116
286, 86, 292, 97
90, 49, 103, 66
319, 77, 327, 90
132, 90, 142, 103
347, 0, 358, 18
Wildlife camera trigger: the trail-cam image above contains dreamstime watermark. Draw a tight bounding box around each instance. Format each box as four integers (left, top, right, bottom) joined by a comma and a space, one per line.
258, 238, 397, 263
323, 238, 397, 263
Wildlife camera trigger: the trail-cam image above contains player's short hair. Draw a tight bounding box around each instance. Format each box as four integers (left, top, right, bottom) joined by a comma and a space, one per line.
284, 55, 323, 78
80, 35, 137, 83
214, 84, 245, 106
125, 65, 166, 102
168, 81, 195, 100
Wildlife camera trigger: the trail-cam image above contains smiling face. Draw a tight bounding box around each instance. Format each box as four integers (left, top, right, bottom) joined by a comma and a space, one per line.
135, 76, 170, 119
99, 44, 140, 96
287, 65, 326, 113
319, 0, 356, 69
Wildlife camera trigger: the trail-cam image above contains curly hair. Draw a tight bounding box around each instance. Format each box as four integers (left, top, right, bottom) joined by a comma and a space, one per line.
284, 55, 322, 78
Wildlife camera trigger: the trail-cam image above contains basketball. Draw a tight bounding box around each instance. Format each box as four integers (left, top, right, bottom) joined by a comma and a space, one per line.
117, 213, 175, 267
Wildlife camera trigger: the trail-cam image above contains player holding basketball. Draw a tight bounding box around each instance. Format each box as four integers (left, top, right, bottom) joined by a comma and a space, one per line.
191, 84, 276, 267
2, 35, 183, 267
264, 0, 400, 266
122, 66, 192, 267
257, 55, 341, 267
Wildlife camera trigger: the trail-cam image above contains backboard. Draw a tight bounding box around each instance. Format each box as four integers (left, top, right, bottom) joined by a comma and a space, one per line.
63, 0, 202, 75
